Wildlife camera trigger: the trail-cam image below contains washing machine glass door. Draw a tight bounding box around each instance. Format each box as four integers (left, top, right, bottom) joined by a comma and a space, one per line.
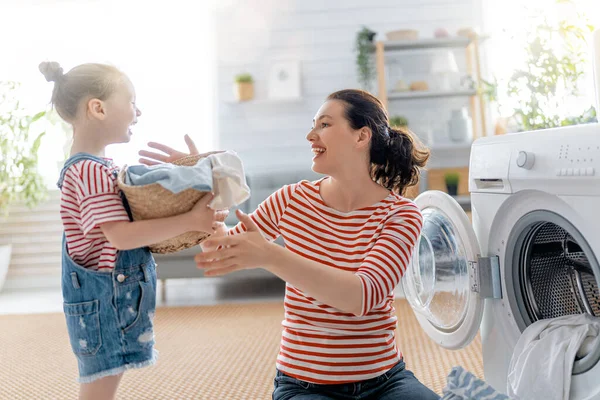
402, 190, 484, 350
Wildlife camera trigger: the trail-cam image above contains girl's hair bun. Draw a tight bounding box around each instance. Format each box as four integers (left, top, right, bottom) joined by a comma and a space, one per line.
39, 61, 64, 83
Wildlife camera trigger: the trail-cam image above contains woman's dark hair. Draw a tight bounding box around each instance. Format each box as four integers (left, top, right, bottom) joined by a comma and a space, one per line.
326, 89, 430, 196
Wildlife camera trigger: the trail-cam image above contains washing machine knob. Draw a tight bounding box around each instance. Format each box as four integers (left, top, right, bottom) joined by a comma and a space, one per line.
517, 151, 535, 169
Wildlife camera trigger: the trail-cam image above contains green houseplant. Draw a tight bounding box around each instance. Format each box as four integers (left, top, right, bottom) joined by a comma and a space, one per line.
0, 81, 49, 291
355, 27, 377, 91
234, 73, 254, 101
502, 2, 596, 131
444, 172, 460, 196
389, 115, 409, 128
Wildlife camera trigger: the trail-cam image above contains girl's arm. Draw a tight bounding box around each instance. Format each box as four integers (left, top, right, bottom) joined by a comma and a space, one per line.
63, 159, 226, 251
100, 195, 227, 250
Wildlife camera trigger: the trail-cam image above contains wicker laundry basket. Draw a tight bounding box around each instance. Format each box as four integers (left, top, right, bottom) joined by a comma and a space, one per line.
117, 154, 211, 254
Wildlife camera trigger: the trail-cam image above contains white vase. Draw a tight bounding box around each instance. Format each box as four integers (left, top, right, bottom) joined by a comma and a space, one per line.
448, 108, 473, 143
430, 51, 460, 91
0, 244, 12, 293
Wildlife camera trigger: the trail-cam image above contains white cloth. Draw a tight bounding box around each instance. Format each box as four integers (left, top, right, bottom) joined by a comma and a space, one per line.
125, 150, 250, 210
507, 313, 600, 400
207, 151, 250, 210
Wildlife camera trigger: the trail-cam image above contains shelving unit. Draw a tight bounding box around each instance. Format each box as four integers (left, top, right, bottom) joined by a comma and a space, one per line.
373, 34, 489, 206
387, 89, 477, 101
379, 36, 482, 51
224, 97, 304, 105
373, 34, 488, 140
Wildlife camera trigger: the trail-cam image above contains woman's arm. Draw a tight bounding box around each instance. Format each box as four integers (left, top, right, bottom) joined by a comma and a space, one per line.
196, 205, 421, 317
267, 242, 364, 315
195, 210, 364, 315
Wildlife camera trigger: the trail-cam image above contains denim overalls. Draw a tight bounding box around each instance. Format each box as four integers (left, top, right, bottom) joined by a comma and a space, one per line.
57, 152, 158, 383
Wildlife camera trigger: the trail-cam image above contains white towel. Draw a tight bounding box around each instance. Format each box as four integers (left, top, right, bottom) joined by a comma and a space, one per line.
507, 313, 600, 400
207, 151, 251, 210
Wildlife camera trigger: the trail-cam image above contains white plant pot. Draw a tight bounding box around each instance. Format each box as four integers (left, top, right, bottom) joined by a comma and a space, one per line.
0, 244, 12, 293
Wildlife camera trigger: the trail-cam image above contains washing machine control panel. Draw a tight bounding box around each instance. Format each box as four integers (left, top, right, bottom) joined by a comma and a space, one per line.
555, 142, 598, 177
471, 123, 600, 195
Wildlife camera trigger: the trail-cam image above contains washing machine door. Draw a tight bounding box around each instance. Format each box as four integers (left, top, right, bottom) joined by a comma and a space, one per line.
402, 190, 483, 350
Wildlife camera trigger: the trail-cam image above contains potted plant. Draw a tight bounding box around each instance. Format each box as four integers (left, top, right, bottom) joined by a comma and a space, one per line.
389, 115, 408, 128
355, 26, 377, 91
0, 81, 49, 292
444, 172, 460, 196
234, 73, 254, 102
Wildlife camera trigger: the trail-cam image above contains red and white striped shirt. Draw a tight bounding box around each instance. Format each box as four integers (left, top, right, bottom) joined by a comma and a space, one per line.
229, 178, 423, 384
59, 159, 130, 271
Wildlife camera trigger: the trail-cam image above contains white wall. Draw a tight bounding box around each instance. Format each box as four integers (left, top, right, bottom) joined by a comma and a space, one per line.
0, 0, 216, 181
214, 0, 483, 169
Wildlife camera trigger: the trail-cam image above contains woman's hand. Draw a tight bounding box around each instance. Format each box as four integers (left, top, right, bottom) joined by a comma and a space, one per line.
196, 210, 363, 315
138, 134, 223, 165
138, 134, 199, 165
195, 210, 273, 276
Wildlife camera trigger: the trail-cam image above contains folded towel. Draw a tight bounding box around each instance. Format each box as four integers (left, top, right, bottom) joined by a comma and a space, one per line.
442, 366, 511, 400
125, 150, 250, 209
507, 313, 600, 400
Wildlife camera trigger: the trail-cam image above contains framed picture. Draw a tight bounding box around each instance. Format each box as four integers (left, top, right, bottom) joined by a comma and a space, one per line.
267, 61, 301, 100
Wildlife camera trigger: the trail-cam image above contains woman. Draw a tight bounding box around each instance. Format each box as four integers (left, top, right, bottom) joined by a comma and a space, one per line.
139, 89, 439, 399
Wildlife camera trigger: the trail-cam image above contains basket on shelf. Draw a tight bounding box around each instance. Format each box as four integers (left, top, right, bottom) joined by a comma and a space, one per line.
386, 29, 419, 41
117, 154, 211, 254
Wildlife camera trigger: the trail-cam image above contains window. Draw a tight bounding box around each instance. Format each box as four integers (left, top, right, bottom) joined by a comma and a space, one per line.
481, 0, 600, 127
0, 0, 216, 189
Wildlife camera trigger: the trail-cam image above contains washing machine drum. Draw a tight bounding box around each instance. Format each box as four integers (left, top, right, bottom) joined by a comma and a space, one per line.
507, 212, 600, 374
513, 219, 599, 323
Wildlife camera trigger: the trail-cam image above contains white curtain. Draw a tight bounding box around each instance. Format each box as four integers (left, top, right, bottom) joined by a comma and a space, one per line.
0, 0, 216, 189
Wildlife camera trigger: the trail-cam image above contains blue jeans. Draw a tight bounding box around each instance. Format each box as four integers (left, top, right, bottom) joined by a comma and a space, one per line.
272, 360, 440, 400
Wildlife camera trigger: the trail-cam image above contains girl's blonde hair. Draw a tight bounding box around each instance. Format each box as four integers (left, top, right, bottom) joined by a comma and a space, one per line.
39, 61, 125, 123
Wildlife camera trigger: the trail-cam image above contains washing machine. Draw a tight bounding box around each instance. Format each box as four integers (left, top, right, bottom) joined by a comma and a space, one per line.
402, 122, 600, 398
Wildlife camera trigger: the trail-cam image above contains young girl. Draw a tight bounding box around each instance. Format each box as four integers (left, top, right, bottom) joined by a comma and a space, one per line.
144, 89, 440, 399
39, 61, 225, 400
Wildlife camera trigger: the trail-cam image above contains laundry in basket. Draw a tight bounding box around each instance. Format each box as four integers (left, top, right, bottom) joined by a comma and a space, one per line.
117, 150, 250, 254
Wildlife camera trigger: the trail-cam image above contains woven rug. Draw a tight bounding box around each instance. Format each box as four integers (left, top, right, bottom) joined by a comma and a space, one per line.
0, 299, 483, 399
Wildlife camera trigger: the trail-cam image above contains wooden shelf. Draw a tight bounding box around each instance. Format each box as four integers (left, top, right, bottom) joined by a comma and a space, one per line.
388, 89, 476, 100
224, 97, 303, 105
374, 36, 489, 52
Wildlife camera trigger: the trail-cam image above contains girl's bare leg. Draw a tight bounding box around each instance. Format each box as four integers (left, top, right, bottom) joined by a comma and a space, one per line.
79, 373, 124, 400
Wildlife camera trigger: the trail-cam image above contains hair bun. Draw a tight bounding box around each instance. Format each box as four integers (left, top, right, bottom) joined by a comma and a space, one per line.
39, 61, 64, 83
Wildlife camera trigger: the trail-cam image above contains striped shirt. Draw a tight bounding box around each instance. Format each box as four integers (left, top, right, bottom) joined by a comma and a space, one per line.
229, 178, 423, 384
59, 159, 130, 271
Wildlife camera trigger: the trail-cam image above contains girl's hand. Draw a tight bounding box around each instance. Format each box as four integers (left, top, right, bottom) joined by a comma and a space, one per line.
139, 134, 223, 165
195, 210, 272, 276
187, 194, 229, 234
